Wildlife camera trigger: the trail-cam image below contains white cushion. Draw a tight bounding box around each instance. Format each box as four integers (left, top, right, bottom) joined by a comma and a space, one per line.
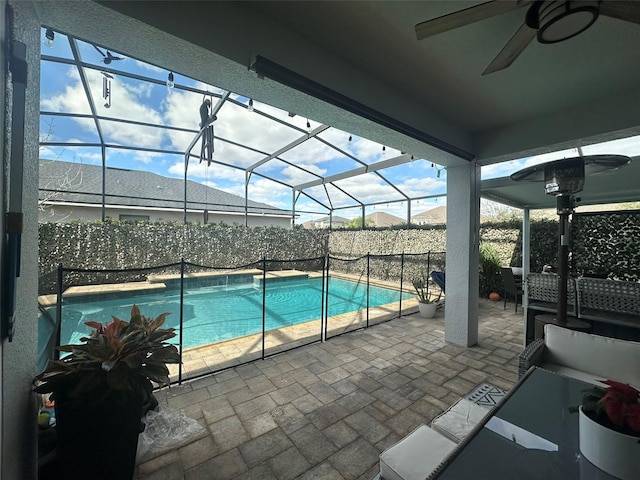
431, 398, 489, 442
544, 324, 640, 388
380, 425, 456, 480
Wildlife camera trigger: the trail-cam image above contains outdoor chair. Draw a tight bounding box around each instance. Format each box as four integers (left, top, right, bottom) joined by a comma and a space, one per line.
430, 271, 445, 292
501, 267, 523, 313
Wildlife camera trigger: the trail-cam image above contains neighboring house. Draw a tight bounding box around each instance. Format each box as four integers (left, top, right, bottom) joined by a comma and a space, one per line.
302, 215, 350, 229
365, 211, 405, 227
39, 160, 293, 227
411, 206, 447, 225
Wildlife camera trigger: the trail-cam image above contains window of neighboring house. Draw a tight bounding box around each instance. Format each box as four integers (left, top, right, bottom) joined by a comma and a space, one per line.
119, 214, 150, 222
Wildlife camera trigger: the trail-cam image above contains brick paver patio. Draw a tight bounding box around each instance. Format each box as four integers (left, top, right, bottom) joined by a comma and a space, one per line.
136, 298, 523, 480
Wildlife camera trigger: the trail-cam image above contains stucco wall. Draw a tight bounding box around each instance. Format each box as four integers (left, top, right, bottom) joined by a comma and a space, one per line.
3, 2, 39, 479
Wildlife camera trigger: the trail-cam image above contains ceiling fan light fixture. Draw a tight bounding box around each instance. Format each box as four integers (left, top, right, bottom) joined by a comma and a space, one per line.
526, 0, 600, 44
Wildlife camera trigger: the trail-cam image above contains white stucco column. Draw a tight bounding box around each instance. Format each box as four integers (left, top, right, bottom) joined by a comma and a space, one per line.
444, 162, 481, 347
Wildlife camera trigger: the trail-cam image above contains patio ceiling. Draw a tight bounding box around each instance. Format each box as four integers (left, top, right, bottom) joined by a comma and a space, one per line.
32, 0, 640, 212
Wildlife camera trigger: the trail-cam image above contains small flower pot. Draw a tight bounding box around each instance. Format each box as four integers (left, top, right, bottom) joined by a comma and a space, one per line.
579, 406, 640, 480
418, 302, 437, 318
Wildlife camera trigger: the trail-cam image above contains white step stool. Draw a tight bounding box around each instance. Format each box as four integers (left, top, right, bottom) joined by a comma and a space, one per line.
379, 425, 456, 480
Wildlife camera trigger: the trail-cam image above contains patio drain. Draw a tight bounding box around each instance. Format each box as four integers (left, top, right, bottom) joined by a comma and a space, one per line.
271, 407, 284, 418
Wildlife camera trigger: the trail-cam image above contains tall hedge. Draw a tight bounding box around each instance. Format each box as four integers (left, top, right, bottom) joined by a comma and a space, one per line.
39, 211, 639, 291
39, 221, 330, 276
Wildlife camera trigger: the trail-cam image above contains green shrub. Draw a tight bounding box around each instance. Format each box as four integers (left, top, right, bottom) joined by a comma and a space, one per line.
479, 242, 502, 297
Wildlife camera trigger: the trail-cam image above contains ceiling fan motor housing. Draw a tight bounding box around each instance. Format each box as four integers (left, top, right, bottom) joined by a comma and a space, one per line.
526, 0, 600, 44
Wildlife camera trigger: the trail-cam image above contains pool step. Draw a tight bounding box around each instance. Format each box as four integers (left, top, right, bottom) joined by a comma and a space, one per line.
253, 270, 309, 287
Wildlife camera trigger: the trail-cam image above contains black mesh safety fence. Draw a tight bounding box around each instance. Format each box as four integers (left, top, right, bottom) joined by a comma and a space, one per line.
39, 263, 182, 376
37, 252, 443, 384
180, 259, 264, 380
367, 254, 407, 328
262, 257, 326, 357
325, 255, 369, 339
402, 251, 446, 300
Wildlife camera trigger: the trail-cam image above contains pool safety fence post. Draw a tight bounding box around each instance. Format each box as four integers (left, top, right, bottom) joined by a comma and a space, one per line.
399, 253, 405, 317
321, 254, 327, 341
178, 259, 185, 384
366, 253, 370, 328
427, 251, 431, 278
261, 257, 266, 360
54, 263, 64, 360
324, 255, 331, 341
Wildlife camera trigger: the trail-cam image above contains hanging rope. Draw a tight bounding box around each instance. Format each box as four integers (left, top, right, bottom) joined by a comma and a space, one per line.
204, 163, 209, 224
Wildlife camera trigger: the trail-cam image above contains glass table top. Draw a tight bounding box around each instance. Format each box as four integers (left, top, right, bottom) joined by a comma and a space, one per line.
432, 368, 619, 480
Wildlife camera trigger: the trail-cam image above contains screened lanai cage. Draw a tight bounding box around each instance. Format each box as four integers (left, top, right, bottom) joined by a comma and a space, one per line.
38, 27, 450, 229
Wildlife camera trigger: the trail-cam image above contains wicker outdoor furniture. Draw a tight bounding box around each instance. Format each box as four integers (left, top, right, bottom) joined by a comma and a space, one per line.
525, 274, 640, 343
518, 323, 640, 388
576, 277, 640, 325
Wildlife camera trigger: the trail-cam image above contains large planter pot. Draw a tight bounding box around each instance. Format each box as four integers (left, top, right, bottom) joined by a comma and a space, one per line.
579, 406, 640, 480
418, 302, 437, 318
53, 392, 144, 480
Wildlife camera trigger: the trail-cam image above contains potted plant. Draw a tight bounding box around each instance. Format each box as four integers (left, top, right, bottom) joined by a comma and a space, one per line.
34, 305, 180, 480
489, 292, 501, 301
571, 380, 640, 480
412, 277, 441, 318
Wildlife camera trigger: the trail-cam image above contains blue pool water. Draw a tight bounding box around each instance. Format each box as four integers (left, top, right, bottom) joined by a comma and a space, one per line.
48, 277, 412, 350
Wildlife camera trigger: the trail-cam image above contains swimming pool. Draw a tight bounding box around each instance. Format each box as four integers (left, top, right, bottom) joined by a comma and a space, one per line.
47, 276, 413, 351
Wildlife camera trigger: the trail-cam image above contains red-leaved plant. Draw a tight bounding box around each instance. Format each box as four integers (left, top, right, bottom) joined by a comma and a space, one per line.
34, 305, 180, 407
571, 380, 640, 437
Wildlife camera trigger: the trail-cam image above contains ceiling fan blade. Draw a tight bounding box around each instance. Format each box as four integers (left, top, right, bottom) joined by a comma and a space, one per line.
482, 23, 536, 75
415, 0, 528, 40
600, 1, 640, 25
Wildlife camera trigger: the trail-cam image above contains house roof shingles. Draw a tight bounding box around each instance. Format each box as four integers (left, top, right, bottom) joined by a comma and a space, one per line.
39, 160, 290, 216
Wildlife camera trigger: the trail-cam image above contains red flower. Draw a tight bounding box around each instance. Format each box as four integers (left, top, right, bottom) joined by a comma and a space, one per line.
596, 380, 640, 434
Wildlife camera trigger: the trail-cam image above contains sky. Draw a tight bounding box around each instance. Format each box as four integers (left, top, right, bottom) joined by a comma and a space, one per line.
39, 29, 640, 224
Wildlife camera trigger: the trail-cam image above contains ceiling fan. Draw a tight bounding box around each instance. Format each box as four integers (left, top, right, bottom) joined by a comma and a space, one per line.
415, 1, 640, 75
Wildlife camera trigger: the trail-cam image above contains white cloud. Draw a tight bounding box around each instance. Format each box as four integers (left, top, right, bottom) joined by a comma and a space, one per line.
280, 163, 326, 185
40, 66, 167, 155
396, 176, 446, 197
222, 177, 291, 209
41, 68, 91, 114
482, 136, 640, 180
134, 60, 163, 73
481, 147, 580, 179
351, 136, 389, 160
167, 159, 245, 183
582, 135, 640, 156
125, 81, 154, 99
